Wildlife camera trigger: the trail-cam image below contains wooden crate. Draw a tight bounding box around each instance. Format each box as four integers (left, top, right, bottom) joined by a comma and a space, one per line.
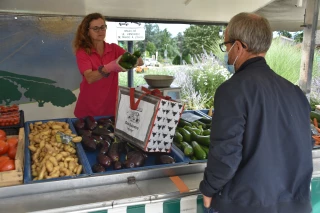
0, 128, 25, 187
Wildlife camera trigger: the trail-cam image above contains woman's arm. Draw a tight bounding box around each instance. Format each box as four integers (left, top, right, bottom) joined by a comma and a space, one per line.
83, 69, 105, 84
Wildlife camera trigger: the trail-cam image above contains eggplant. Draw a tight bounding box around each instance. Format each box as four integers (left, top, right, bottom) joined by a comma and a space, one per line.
124, 160, 135, 168
101, 135, 114, 143
108, 143, 120, 162
81, 136, 97, 151
118, 142, 126, 154
99, 141, 110, 155
91, 135, 103, 148
75, 118, 85, 130
156, 155, 175, 165
97, 118, 113, 126
85, 116, 97, 130
92, 164, 106, 173
126, 144, 148, 159
109, 116, 115, 122
97, 153, 112, 168
124, 143, 133, 154
77, 129, 92, 137
124, 151, 145, 168
113, 161, 122, 170
92, 125, 112, 137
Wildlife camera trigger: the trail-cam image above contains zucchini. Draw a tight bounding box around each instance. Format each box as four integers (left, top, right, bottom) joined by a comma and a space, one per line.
181, 141, 194, 156
200, 145, 209, 156
173, 142, 182, 150
190, 156, 197, 160
178, 119, 192, 128
191, 141, 207, 160
184, 126, 201, 135
173, 131, 183, 143
199, 117, 212, 124
202, 129, 211, 136
191, 132, 210, 146
178, 128, 191, 143
195, 120, 207, 129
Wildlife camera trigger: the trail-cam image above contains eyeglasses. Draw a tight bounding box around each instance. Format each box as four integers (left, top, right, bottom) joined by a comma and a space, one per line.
219, 40, 246, 52
219, 40, 235, 52
88, 25, 107, 32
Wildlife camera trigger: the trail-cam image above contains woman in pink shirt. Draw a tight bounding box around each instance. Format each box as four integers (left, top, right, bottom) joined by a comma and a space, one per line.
73, 13, 143, 118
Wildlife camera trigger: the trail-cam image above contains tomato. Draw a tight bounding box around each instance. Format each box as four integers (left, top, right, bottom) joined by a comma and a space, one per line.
0, 140, 9, 155
7, 137, 18, 148
0, 159, 15, 172
0, 157, 10, 170
8, 146, 17, 159
0, 130, 6, 140
0, 156, 10, 163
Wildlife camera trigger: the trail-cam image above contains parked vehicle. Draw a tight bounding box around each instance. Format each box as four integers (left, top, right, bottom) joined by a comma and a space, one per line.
144, 58, 160, 67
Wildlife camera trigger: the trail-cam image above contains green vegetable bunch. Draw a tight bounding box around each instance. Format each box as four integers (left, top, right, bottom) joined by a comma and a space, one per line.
119, 51, 141, 69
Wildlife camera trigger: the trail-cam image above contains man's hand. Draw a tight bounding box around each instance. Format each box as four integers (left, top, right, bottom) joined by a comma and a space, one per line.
203, 194, 212, 208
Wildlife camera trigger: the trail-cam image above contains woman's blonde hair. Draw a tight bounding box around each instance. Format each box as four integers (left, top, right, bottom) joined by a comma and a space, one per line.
73, 13, 106, 54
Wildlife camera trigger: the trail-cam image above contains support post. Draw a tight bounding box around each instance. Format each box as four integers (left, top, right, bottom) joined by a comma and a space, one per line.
299, 0, 320, 99
127, 41, 133, 87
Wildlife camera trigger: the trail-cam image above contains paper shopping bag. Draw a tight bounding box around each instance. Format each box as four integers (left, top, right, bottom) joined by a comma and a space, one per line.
115, 86, 184, 152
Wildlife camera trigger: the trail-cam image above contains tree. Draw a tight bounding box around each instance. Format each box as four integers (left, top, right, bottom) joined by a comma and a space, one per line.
135, 24, 161, 56
183, 25, 220, 55
0, 70, 76, 107
294, 31, 304, 43
278, 30, 292, 38
24, 82, 76, 107
145, 41, 156, 56
0, 79, 22, 105
51, 87, 77, 107
175, 32, 185, 55
24, 83, 53, 107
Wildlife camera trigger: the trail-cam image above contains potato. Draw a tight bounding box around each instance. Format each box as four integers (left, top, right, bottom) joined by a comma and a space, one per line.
60, 168, 71, 176
46, 160, 54, 173
49, 156, 58, 167
28, 145, 37, 152
72, 136, 82, 143
47, 172, 60, 179
52, 125, 63, 130
76, 165, 82, 175
60, 152, 69, 157
69, 161, 76, 172
38, 166, 46, 180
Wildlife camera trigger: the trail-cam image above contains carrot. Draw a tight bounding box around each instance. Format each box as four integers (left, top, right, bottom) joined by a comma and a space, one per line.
312, 135, 320, 142
314, 118, 319, 128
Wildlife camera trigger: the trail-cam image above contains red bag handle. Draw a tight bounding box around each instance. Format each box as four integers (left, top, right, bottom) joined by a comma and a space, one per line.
130, 87, 171, 110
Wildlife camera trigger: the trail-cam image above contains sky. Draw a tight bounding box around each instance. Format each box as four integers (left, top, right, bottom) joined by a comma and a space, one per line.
158, 23, 190, 37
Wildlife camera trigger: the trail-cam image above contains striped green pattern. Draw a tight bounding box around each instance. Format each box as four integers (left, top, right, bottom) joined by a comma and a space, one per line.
89, 195, 203, 213
90, 178, 320, 213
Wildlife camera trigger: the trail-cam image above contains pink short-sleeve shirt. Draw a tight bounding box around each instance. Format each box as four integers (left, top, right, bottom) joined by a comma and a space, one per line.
74, 42, 126, 118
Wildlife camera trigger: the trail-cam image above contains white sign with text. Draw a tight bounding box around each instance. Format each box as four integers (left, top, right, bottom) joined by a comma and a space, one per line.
116, 28, 145, 41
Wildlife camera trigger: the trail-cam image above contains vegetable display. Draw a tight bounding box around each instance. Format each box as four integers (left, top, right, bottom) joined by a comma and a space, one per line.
28, 121, 83, 180
74, 116, 176, 173
173, 117, 212, 160
0, 130, 17, 172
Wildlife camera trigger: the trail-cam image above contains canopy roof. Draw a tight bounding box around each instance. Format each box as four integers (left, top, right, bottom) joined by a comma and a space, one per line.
0, 0, 316, 31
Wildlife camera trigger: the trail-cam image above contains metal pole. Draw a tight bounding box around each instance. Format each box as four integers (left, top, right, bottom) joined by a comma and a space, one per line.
299, 0, 320, 99
127, 41, 133, 87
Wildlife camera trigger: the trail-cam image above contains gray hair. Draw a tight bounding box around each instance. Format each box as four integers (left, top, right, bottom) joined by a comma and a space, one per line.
227, 13, 272, 54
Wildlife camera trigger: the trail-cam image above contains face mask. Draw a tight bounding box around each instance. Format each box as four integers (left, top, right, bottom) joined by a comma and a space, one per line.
224, 43, 238, 74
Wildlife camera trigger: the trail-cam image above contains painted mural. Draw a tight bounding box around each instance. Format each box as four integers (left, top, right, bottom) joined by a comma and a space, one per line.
0, 15, 83, 120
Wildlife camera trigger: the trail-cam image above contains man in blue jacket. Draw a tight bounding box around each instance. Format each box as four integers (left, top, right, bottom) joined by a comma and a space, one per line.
200, 12, 313, 213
